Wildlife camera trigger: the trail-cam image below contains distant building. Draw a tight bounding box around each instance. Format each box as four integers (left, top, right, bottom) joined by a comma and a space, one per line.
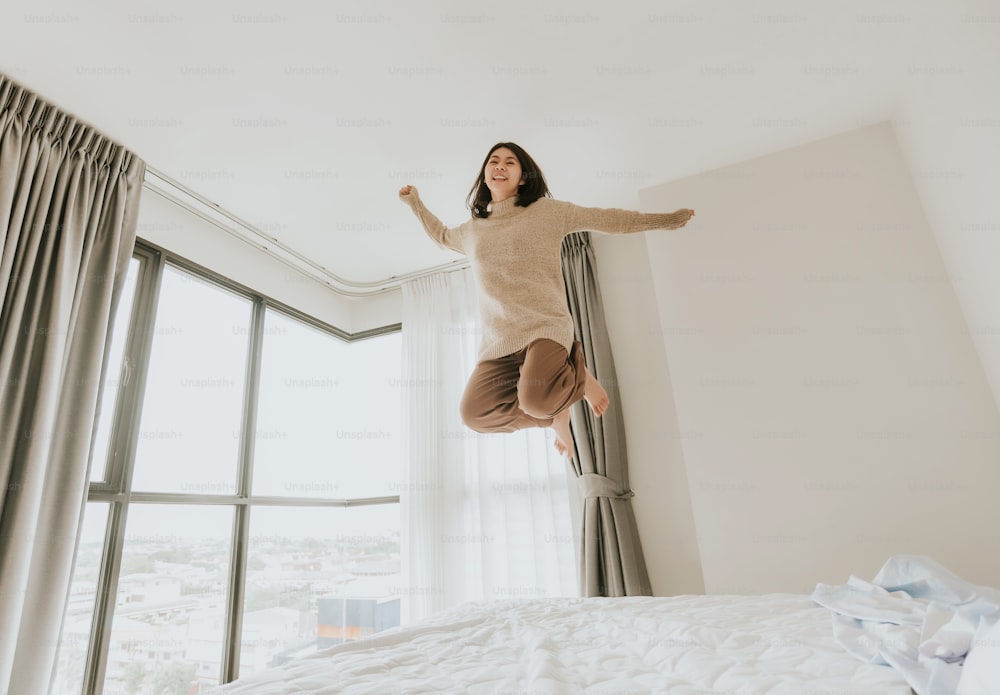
316, 596, 399, 647
102, 616, 186, 695
240, 607, 304, 674
117, 573, 182, 605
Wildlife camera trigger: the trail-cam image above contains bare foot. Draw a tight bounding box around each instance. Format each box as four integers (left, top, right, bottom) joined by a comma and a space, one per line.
583, 367, 610, 417
551, 409, 575, 460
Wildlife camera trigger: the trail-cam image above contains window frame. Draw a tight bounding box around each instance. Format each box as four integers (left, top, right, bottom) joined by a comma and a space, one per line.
80, 239, 402, 694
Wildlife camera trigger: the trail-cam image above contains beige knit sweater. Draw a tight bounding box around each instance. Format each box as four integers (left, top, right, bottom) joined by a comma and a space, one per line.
400, 189, 693, 361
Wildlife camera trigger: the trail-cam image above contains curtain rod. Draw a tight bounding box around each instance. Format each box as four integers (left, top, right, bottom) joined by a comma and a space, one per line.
141, 165, 469, 298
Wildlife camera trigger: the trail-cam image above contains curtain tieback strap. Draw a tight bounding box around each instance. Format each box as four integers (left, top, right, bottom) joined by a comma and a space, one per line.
578, 473, 634, 499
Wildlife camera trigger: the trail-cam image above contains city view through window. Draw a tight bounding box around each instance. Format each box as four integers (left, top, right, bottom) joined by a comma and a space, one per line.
54, 253, 402, 695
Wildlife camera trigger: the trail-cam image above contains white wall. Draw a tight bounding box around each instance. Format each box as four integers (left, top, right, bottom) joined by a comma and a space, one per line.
592, 233, 706, 596
135, 188, 402, 334
616, 122, 1000, 594
891, 0, 1000, 419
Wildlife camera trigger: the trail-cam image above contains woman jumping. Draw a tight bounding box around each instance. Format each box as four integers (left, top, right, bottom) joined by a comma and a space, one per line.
399, 142, 694, 459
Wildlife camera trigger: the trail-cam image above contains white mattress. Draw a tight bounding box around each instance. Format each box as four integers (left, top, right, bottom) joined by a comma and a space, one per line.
209, 594, 914, 694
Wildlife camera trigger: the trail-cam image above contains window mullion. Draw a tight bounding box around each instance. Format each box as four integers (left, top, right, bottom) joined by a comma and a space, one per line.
84, 501, 131, 695
221, 297, 266, 684
84, 245, 164, 695
103, 244, 160, 490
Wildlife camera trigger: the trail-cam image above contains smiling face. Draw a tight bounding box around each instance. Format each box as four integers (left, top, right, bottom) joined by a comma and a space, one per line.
483, 147, 524, 202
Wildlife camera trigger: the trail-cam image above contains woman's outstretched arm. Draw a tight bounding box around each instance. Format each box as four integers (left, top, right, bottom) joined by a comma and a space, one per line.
555, 199, 695, 236
398, 184, 466, 254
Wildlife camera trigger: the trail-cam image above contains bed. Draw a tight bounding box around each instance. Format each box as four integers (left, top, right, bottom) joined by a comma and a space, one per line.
208, 556, 1000, 694
210, 594, 909, 694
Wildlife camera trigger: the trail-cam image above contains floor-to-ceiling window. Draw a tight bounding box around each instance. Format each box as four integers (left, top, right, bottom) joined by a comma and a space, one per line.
52, 242, 402, 695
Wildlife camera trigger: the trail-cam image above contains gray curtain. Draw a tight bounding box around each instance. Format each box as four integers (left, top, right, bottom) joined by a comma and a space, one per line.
0, 74, 144, 693
561, 231, 652, 597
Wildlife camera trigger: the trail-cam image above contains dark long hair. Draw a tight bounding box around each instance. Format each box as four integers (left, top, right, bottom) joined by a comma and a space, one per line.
466, 141, 551, 218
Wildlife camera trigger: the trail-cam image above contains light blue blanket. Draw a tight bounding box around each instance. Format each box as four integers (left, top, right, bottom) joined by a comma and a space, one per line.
812, 555, 1000, 695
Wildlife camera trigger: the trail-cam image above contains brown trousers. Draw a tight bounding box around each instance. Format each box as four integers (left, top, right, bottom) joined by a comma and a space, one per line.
460, 339, 587, 433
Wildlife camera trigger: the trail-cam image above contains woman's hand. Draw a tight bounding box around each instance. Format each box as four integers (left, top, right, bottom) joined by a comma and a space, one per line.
399, 184, 421, 207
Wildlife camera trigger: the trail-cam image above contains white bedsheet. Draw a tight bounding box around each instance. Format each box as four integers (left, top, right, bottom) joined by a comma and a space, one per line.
208, 594, 913, 694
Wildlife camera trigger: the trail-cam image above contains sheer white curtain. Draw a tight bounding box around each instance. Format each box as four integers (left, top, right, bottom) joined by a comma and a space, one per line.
400, 269, 578, 623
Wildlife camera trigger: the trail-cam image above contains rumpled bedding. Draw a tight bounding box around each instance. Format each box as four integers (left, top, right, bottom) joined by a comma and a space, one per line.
811, 555, 1000, 695
209, 594, 912, 694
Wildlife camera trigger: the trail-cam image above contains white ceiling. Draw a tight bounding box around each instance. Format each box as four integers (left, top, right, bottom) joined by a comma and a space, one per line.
1, 0, 929, 286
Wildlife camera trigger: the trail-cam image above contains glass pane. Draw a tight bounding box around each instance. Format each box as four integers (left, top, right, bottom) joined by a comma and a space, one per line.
91, 258, 141, 482
105, 504, 234, 694
52, 502, 110, 695
132, 266, 251, 494
239, 504, 400, 677
252, 313, 402, 498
